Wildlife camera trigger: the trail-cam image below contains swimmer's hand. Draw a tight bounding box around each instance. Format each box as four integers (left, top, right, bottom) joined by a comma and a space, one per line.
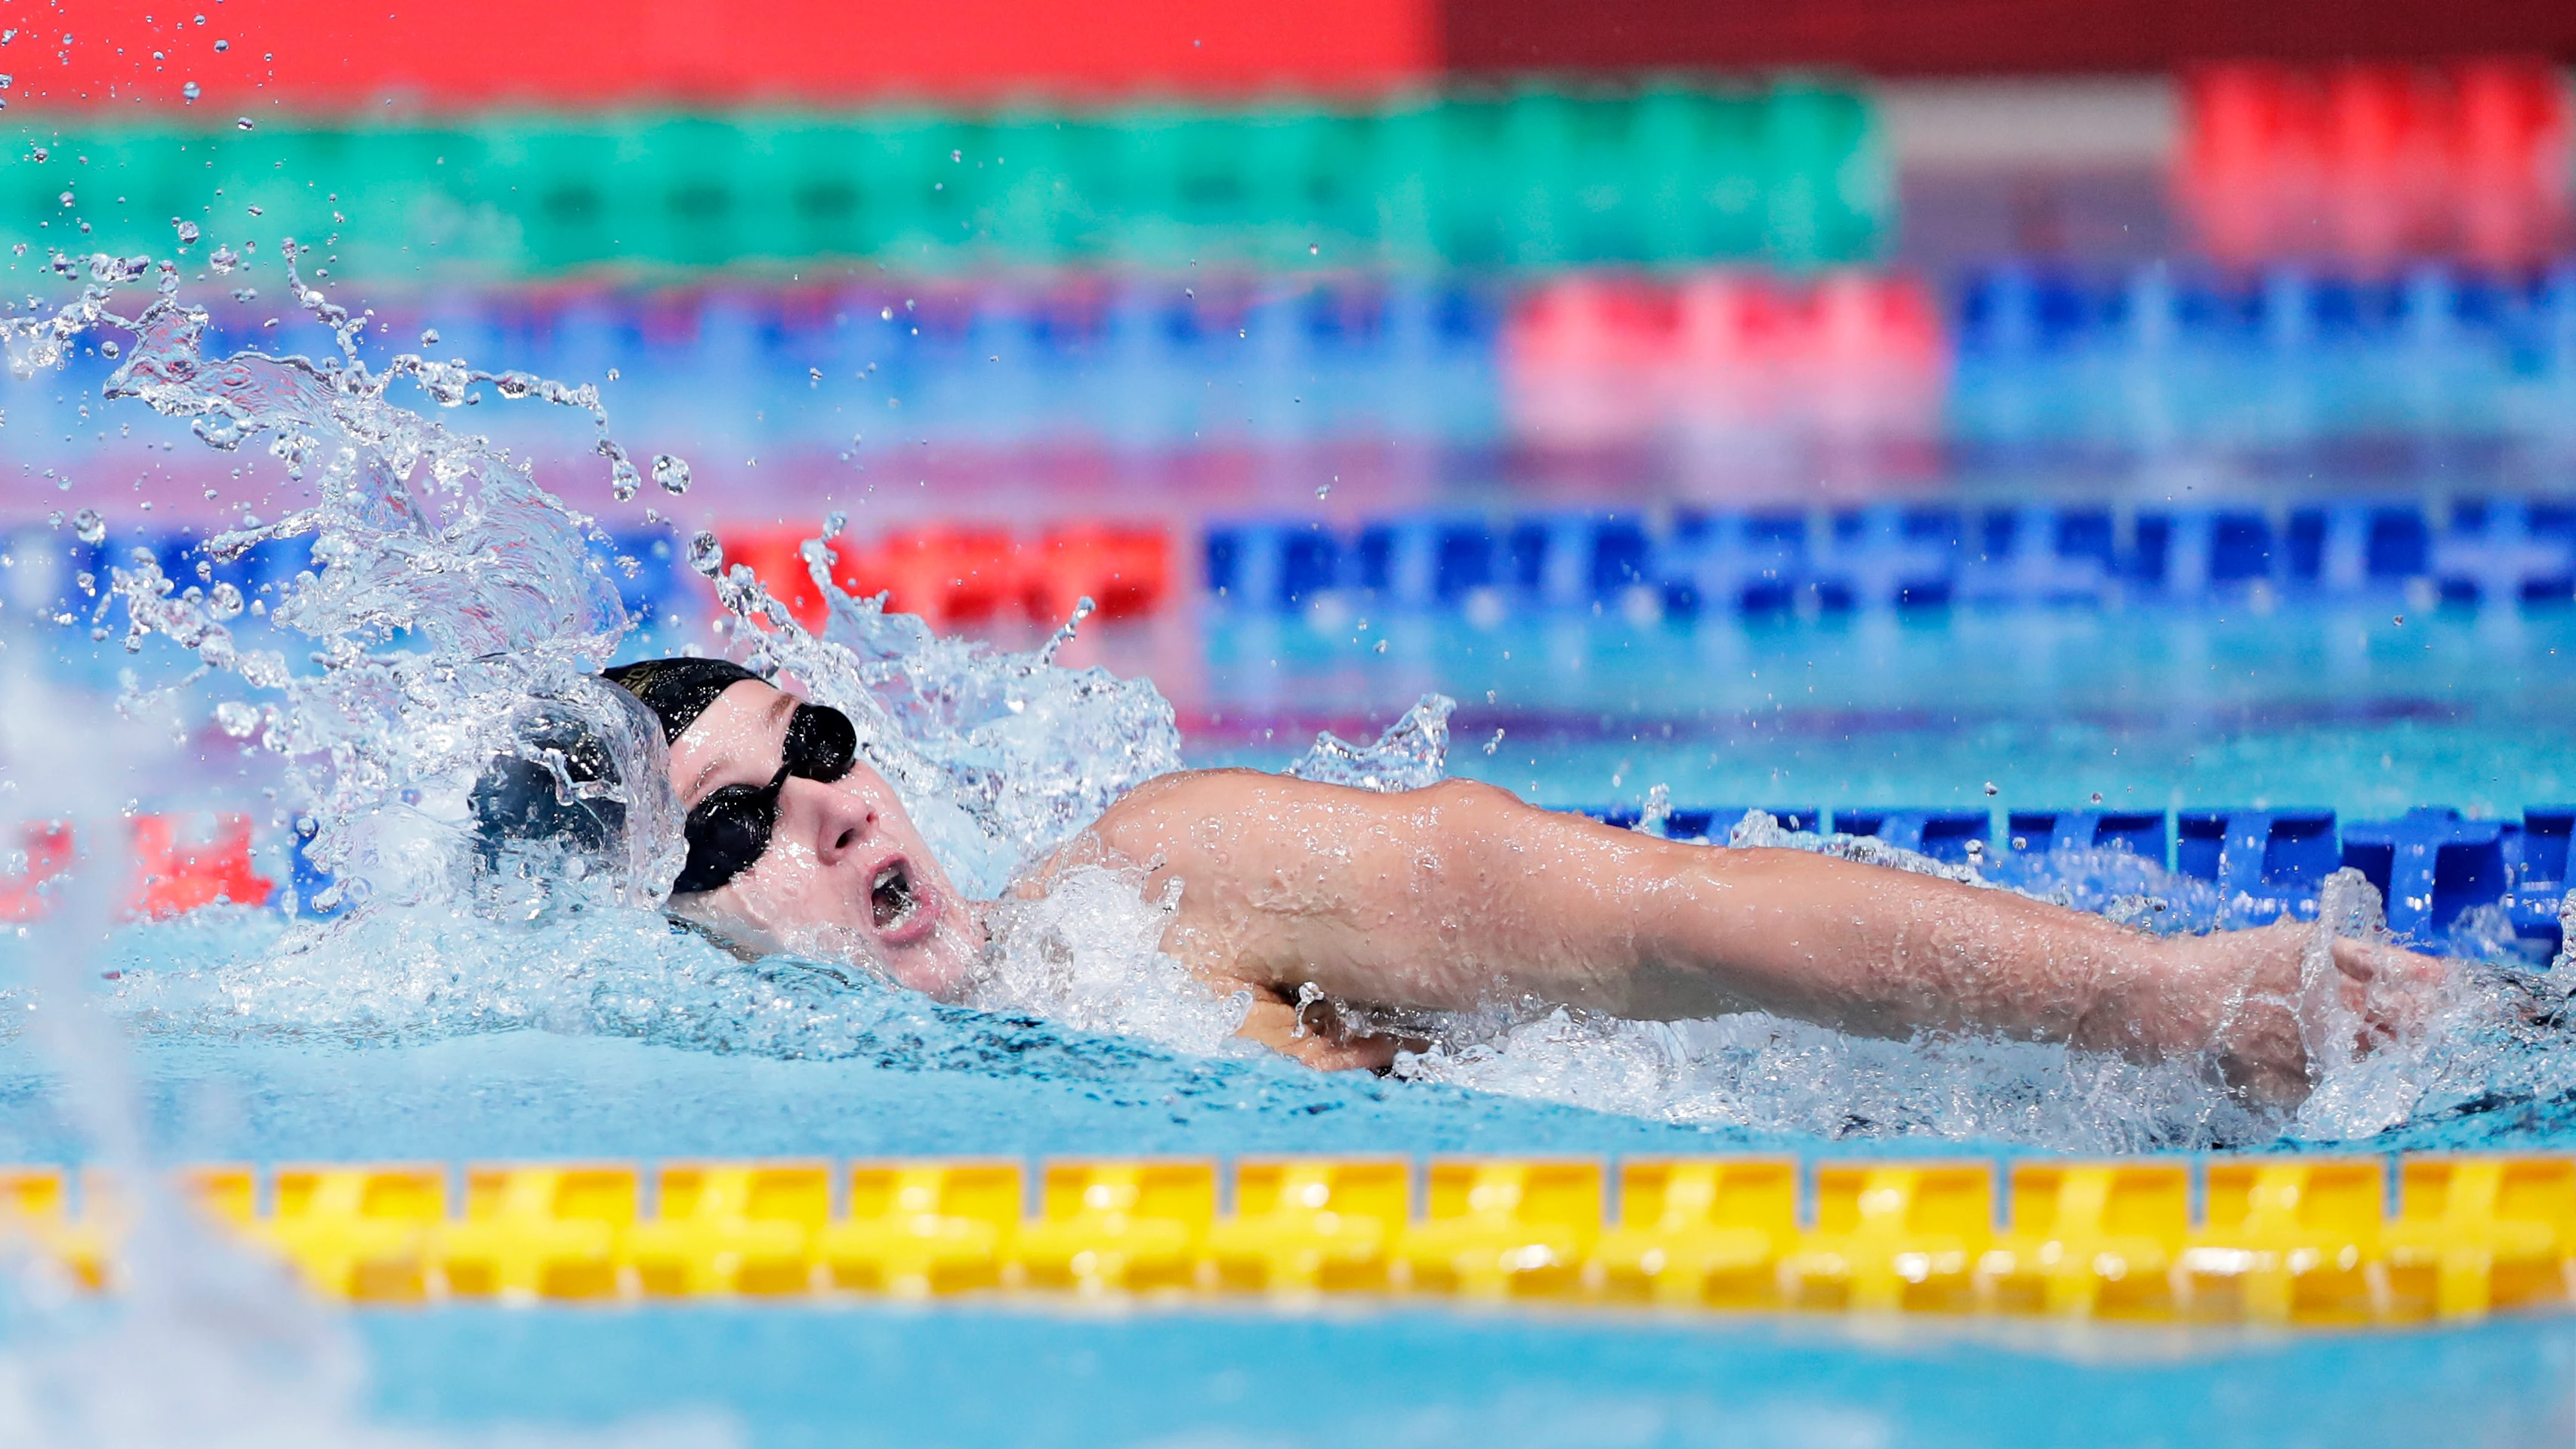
1224, 977, 1410, 1073
2153, 920, 2451, 1110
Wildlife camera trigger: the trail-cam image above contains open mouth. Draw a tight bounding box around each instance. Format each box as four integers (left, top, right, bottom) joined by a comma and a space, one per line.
870, 859, 918, 931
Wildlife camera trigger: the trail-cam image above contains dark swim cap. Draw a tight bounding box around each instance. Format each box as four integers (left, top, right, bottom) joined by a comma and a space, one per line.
466, 677, 686, 910
603, 657, 760, 743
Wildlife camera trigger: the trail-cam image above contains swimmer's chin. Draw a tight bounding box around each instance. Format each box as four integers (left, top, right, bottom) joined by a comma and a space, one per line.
666, 893, 982, 1000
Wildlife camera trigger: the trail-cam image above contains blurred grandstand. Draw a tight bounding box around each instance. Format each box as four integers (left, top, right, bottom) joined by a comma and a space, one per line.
4, 0, 2572, 636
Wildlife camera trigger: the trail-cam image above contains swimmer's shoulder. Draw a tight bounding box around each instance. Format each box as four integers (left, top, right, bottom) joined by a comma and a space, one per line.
1084, 767, 1276, 840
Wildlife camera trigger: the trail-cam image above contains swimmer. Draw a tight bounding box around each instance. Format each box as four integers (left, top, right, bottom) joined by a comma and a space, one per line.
598, 658, 2447, 1109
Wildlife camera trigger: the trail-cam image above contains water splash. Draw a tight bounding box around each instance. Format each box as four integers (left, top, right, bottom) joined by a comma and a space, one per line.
0, 664, 734, 1447
968, 865, 1251, 1056
682, 535, 1184, 899
6, 250, 2549, 1159
6, 244, 668, 917
1285, 693, 1453, 792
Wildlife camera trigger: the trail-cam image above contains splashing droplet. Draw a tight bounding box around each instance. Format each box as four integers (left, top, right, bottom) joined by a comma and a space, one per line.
207, 581, 245, 621
608, 456, 640, 502
1984, 782, 1999, 796
208, 243, 237, 273
180, 80, 201, 101
72, 508, 105, 545
213, 38, 229, 51
234, 116, 254, 131
686, 531, 724, 578
98, 339, 119, 358
172, 217, 199, 246
650, 453, 691, 495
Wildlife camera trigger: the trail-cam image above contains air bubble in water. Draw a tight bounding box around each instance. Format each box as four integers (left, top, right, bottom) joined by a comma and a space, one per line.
181, 80, 200, 101
72, 508, 104, 544
651, 453, 691, 495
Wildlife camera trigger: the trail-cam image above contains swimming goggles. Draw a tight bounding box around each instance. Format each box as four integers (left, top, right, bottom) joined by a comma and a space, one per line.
674, 701, 859, 894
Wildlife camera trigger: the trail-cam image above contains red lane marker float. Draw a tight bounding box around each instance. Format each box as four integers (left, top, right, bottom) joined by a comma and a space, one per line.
711, 528, 832, 630
0, 823, 75, 923
1022, 524, 1172, 626
126, 815, 276, 920
1503, 270, 1945, 449
2181, 58, 2571, 270
711, 524, 1174, 631
0, 816, 277, 923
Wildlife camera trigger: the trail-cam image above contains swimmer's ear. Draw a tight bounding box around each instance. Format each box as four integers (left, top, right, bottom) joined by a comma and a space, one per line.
664, 905, 769, 963
665, 896, 762, 962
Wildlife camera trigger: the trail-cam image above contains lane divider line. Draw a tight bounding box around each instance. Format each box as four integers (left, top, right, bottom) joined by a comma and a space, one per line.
5, 1154, 2572, 1326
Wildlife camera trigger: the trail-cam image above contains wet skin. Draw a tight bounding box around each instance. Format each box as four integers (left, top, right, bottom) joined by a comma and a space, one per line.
665, 680, 979, 997
1063, 771, 2448, 1105
666, 681, 2447, 1107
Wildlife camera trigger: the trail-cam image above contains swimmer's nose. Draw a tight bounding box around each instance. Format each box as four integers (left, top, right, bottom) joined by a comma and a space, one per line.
800, 778, 879, 866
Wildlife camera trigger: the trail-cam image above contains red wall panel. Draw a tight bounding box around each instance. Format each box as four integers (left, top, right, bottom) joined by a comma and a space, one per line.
10, 0, 1435, 110
1442, 0, 2576, 77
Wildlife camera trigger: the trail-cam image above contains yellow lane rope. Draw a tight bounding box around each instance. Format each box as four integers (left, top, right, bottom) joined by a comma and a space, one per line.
2, 1155, 2568, 1325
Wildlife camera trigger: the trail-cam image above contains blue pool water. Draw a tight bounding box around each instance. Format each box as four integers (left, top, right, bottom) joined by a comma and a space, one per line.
6, 261, 2576, 1449
354, 1305, 2576, 1449
5, 571, 2574, 1446
1195, 600, 2576, 817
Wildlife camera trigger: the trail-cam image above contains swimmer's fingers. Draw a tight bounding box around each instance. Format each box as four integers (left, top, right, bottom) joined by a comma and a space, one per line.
2329, 937, 2448, 1050
1235, 994, 1402, 1073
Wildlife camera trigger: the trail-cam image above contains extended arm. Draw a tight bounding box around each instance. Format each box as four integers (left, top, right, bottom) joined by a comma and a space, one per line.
1053, 771, 2441, 1103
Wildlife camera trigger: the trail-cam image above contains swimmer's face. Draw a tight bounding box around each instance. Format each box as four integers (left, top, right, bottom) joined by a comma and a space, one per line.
664, 680, 976, 998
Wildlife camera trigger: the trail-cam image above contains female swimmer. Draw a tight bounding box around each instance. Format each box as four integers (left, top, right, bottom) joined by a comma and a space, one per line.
601, 658, 2447, 1108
